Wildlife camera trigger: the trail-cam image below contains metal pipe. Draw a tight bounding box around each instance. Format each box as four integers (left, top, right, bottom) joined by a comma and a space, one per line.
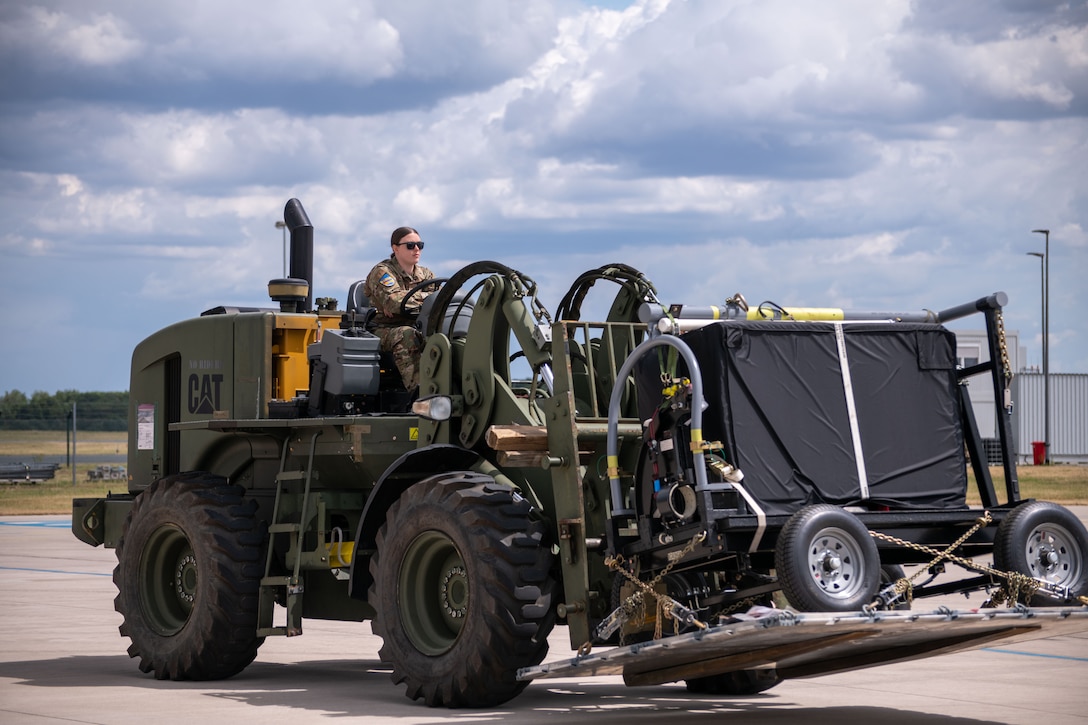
284, 199, 314, 313
71, 401, 76, 487
1033, 229, 1050, 464
640, 302, 941, 328
606, 335, 707, 517
276, 220, 288, 278
935, 292, 1008, 324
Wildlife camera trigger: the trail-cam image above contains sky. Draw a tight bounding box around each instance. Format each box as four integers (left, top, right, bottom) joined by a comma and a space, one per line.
2, 0, 1086, 395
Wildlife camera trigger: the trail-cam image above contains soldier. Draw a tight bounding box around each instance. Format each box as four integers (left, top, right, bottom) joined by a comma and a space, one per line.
364, 226, 436, 391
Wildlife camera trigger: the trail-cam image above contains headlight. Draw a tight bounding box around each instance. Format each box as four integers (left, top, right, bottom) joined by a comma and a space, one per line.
411, 395, 453, 421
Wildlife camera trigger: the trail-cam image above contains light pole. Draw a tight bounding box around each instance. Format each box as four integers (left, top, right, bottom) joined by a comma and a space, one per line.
275, 220, 288, 277
1031, 229, 1049, 464
1026, 251, 1043, 371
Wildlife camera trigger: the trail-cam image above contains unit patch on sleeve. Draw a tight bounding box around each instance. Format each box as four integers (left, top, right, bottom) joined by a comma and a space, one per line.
379, 272, 395, 290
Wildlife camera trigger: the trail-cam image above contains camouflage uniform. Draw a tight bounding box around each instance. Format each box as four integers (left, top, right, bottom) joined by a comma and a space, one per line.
363, 257, 435, 390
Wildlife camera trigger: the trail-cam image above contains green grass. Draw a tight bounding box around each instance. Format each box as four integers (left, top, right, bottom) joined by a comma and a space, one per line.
0, 477, 123, 515
1, 430, 127, 515
967, 464, 1088, 506
2, 430, 1085, 515
0, 429, 126, 458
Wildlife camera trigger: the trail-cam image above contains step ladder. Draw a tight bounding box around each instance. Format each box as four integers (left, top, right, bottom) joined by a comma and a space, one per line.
258, 431, 322, 637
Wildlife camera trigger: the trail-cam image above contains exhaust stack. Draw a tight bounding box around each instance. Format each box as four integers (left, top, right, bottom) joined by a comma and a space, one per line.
284, 198, 314, 313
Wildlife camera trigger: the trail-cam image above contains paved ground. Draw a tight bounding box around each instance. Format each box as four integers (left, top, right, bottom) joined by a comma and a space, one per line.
2, 513, 1086, 725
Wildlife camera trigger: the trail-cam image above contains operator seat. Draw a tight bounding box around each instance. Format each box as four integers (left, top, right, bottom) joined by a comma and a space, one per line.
342, 281, 403, 392
346, 278, 474, 339
342, 278, 474, 397
343, 280, 374, 331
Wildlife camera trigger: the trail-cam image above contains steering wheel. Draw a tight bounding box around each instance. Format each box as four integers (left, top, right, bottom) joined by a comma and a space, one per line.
399, 277, 447, 317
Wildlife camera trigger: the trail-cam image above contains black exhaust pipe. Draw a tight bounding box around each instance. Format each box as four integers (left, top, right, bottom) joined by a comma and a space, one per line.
283, 198, 314, 313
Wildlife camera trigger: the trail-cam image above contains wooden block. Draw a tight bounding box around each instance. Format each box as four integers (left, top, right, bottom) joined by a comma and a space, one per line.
486, 425, 550, 451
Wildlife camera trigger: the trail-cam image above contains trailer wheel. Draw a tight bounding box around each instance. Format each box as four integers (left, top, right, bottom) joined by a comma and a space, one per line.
775, 504, 880, 612
370, 472, 557, 707
114, 472, 264, 680
993, 501, 1088, 605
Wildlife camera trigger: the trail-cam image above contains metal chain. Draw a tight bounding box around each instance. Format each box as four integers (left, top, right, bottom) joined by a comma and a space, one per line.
586, 530, 708, 653
609, 530, 707, 601
868, 513, 992, 600
996, 309, 1014, 412
868, 511, 1088, 608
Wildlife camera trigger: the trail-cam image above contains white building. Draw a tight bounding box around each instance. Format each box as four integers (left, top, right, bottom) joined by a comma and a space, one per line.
953, 330, 1086, 465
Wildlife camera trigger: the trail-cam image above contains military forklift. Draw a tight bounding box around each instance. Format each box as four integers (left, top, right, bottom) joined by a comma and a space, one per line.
74, 199, 1088, 707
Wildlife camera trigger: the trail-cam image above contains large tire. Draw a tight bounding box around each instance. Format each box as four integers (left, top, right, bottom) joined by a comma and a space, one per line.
993, 501, 1088, 606
114, 472, 265, 680
775, 504, 880, 612
369, 472, 557, 707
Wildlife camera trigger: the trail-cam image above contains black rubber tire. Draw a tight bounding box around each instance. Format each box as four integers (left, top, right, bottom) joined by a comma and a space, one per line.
114, 472, 265, 680
775, 504, 880, 612
369, 472, 557, 707
993, 501, 1088, 606
685, 667, 781, 696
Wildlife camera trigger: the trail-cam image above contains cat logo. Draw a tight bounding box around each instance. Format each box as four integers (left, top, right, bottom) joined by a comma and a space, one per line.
188, 373, 224, 414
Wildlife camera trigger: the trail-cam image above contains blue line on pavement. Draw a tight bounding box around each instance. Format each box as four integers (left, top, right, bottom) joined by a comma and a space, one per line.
0, 520, 71, 528
0, 565, 111, 577
982, 647, 1088, 663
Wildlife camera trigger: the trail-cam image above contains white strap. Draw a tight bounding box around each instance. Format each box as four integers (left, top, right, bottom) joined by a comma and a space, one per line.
835, 323, 869, 500
729, 482, 767, 553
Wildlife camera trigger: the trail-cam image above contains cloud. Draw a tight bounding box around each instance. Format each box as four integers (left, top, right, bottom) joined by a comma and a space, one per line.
2, 0, 1088, 393
0, 0, 564, 114
0, 7, 145, 67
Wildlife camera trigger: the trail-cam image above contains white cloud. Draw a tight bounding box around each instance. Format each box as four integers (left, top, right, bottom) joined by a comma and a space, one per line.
2, 0, 1087, 392
392, 185, 445, 223
3, 7, 145, 66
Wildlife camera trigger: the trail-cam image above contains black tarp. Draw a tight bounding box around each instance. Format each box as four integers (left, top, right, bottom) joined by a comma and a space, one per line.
638, 321, 967, 515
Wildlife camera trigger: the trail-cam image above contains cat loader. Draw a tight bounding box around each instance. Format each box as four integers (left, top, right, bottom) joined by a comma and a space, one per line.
73, 199, 1088, 707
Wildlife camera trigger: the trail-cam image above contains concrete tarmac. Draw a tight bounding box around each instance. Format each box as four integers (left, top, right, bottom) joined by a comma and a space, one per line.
2, 513, 1086, 725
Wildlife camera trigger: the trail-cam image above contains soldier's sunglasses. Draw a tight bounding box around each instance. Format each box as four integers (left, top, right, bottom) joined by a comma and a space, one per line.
395, 241, 424, 250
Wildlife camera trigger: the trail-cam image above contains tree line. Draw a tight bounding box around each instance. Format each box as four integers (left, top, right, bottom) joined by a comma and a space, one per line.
0, 390, 128, 431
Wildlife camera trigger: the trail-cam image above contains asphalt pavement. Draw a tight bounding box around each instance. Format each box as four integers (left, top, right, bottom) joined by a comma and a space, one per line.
1, 513, 1086, 725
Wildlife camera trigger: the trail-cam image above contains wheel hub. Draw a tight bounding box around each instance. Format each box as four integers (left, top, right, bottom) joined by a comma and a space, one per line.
399, 531, 469, 655
139, 525, 196, 636
1029, 530, 1067, 579
807, 530, 862, 598
821, 553, 843, 577
441, 565, 468, 618
175, 553, 197, 604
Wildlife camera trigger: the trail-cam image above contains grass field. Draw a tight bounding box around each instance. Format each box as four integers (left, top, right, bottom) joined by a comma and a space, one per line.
1, 431, 127, 515
0, 429, 126, 458
2, 430, 1086, 516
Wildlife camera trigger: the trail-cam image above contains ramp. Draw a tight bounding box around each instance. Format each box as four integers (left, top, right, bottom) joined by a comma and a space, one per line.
519, 606, 1088, 686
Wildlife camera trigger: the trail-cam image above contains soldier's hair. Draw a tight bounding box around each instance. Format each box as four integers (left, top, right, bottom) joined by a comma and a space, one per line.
390, 226, 419, 249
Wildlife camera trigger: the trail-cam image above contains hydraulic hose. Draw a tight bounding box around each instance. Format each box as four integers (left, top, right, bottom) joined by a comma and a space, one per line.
606, 335, 707, 517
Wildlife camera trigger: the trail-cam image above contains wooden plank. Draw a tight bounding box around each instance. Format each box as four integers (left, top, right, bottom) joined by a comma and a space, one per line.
622, 631, 875, 687
486, 425, 550, 451
496, 451, 550, 468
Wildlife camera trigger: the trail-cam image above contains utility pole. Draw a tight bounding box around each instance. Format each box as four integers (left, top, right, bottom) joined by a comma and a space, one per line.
1032, 229, 1050, 464
276, 220, 288, 277
71, 401, 77, 486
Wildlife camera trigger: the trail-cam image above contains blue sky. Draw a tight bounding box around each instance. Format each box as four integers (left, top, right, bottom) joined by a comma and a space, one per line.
2, 0, 1086, 394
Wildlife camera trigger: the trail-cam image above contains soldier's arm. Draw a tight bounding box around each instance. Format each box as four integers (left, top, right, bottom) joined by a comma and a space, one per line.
368, 266, 413, 317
